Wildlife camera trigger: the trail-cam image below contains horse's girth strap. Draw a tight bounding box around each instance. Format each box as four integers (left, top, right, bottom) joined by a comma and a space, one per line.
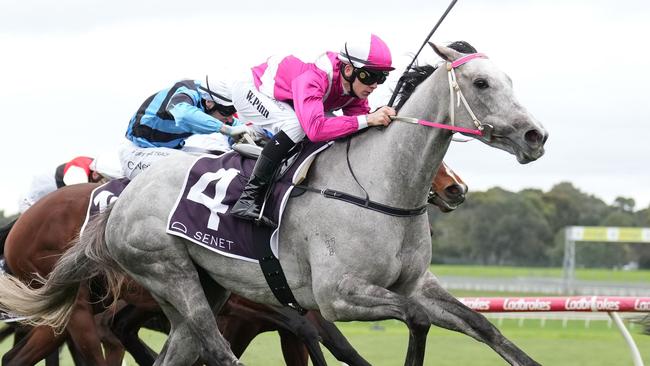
252, 225, 307, 315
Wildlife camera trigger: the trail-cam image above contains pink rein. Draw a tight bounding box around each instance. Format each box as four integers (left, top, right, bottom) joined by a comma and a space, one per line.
394, 52, 489, 136
390, 116, 483, 136
418, 119, 483, 135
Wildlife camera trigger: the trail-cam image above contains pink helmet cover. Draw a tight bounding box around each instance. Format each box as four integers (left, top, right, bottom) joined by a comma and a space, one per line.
338, 34, 394, 71
366, 34, 394, 71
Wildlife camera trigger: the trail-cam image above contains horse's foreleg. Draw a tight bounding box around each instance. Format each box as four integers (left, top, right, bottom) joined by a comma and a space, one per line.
44, 347, 60, 366
65, 284, 108, 366
95, 306, 127, 366
2, 325, 65, 366
278, 330, 310, 366
413, 272, 540, 366
316, 275, 430, 366
111, 305, 159, 366
0, 325, 14, 343
272, 307, 327, 366
218, 315, 261, 358
218, 303, 324, 366
306, 311, 371, 366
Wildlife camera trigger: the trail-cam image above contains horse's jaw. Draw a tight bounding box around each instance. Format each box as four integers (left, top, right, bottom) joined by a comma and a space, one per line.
482, 134, 546, 164
472, 113, 548, 164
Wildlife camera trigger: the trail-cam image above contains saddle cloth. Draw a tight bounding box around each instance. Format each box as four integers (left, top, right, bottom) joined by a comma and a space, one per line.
80, 178, 131, 237
167, 141, 332, 262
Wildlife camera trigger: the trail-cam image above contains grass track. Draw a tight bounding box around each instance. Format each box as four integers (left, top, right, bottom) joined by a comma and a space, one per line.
1, 264, 648, 365
3, 317, 648, 365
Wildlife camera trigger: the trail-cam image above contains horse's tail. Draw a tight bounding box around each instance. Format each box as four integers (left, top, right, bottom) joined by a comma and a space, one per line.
0, 217, 18, 255
0, 205, 126, 332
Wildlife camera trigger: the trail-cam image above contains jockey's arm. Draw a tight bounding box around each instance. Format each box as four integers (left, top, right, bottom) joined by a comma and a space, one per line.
342, 98, 371, 117
291, 71, 368, 142
168, 93, 248, 138
167, 93, 225, 134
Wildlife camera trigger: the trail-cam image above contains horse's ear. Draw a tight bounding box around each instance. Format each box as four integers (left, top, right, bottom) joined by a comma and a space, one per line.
428, 42, 463, 62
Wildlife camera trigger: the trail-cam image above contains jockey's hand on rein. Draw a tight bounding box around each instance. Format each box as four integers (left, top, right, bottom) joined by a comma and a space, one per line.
367, 106, 396, 127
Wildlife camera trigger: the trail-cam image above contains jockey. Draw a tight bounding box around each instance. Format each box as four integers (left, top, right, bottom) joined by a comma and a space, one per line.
229, 33, 397, 227
18, 156, 103, 213
120, 76, 256, 179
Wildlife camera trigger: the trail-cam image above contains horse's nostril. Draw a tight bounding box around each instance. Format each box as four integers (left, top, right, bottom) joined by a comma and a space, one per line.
525, 129, 544, 146
445, 184, 463, 199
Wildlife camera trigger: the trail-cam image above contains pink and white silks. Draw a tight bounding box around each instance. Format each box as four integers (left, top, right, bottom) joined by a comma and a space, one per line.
249, 52, 370, 142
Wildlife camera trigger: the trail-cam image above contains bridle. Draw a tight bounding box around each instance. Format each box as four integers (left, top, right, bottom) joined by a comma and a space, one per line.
392, 52, 496, 141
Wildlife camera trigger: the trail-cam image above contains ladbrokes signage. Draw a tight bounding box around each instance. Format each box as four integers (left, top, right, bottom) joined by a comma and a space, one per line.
503, 298, 552, 311
458, 296, 650, 312
564, 297, 620, 311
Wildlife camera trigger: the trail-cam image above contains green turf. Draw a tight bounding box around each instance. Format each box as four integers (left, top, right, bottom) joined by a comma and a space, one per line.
5, 317, 647, 366
430, 264, 650, 283
235, 319, 650, 366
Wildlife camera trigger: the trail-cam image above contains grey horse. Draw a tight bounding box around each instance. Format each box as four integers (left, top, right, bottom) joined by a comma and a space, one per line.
0, 43, 547, 366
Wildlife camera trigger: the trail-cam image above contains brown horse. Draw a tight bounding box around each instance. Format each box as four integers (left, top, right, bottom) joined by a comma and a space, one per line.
1, 184, 125, 366
0, 161, 467, 365
429, 161, 467, 211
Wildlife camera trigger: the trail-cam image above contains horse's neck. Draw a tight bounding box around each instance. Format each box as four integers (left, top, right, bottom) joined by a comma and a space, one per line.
347, 70, 453, 207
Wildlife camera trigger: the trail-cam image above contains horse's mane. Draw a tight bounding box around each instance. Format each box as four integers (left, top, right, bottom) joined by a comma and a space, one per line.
394, 41, 477, 112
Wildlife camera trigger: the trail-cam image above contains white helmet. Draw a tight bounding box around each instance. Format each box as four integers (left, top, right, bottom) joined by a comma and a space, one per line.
62, 165, 90, 186
199, 75, 234, 107
89, 153, 126, 179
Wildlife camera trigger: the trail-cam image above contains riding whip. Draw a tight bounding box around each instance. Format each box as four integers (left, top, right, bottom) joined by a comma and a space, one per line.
387, 0, 458, 108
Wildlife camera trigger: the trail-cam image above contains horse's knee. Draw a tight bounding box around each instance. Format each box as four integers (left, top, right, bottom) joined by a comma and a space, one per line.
291, 319, 321, 342
405, 300, 431, 333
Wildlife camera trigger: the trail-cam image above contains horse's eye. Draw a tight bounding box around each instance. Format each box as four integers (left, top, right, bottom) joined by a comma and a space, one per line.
473, 78, 489, 89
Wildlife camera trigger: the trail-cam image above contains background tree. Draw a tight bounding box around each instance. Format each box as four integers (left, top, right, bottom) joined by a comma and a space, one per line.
428, 183, 650, 268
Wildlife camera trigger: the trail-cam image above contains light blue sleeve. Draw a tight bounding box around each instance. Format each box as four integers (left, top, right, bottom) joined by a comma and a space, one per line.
168, 102, 224, 134
226, 117, 243, 146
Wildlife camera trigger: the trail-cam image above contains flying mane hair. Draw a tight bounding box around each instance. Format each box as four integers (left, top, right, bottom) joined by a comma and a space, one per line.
394, 41, 477, 112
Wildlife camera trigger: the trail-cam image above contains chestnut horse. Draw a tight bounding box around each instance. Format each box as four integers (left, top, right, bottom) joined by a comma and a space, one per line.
0, 161, 466, 365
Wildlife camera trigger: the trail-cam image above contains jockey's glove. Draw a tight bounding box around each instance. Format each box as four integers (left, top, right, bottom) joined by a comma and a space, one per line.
226, 125, 252, 137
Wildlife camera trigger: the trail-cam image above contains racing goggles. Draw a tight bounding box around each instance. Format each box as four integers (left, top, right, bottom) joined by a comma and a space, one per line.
208, 102, 237, 117
355, 68, 389, 85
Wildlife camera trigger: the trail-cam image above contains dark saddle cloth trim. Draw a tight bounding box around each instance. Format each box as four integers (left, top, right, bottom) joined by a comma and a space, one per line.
80, 178, 131, 236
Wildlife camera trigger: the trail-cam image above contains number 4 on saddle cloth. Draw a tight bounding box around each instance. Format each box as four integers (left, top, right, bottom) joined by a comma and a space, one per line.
166, 141, 331, 263
166, 141, 332, 313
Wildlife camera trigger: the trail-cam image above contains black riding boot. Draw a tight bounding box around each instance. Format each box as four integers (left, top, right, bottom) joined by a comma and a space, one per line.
230, 131, 296, 228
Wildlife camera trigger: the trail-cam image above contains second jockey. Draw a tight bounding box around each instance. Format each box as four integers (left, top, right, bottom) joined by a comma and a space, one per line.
119, 76, 255, 179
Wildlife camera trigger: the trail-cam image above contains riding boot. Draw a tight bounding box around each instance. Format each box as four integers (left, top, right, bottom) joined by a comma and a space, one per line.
230, 131, 296, 228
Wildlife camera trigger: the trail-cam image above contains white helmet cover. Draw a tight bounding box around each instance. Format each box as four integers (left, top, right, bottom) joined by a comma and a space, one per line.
199, 75, 234, 106
62, 165, 89, 185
